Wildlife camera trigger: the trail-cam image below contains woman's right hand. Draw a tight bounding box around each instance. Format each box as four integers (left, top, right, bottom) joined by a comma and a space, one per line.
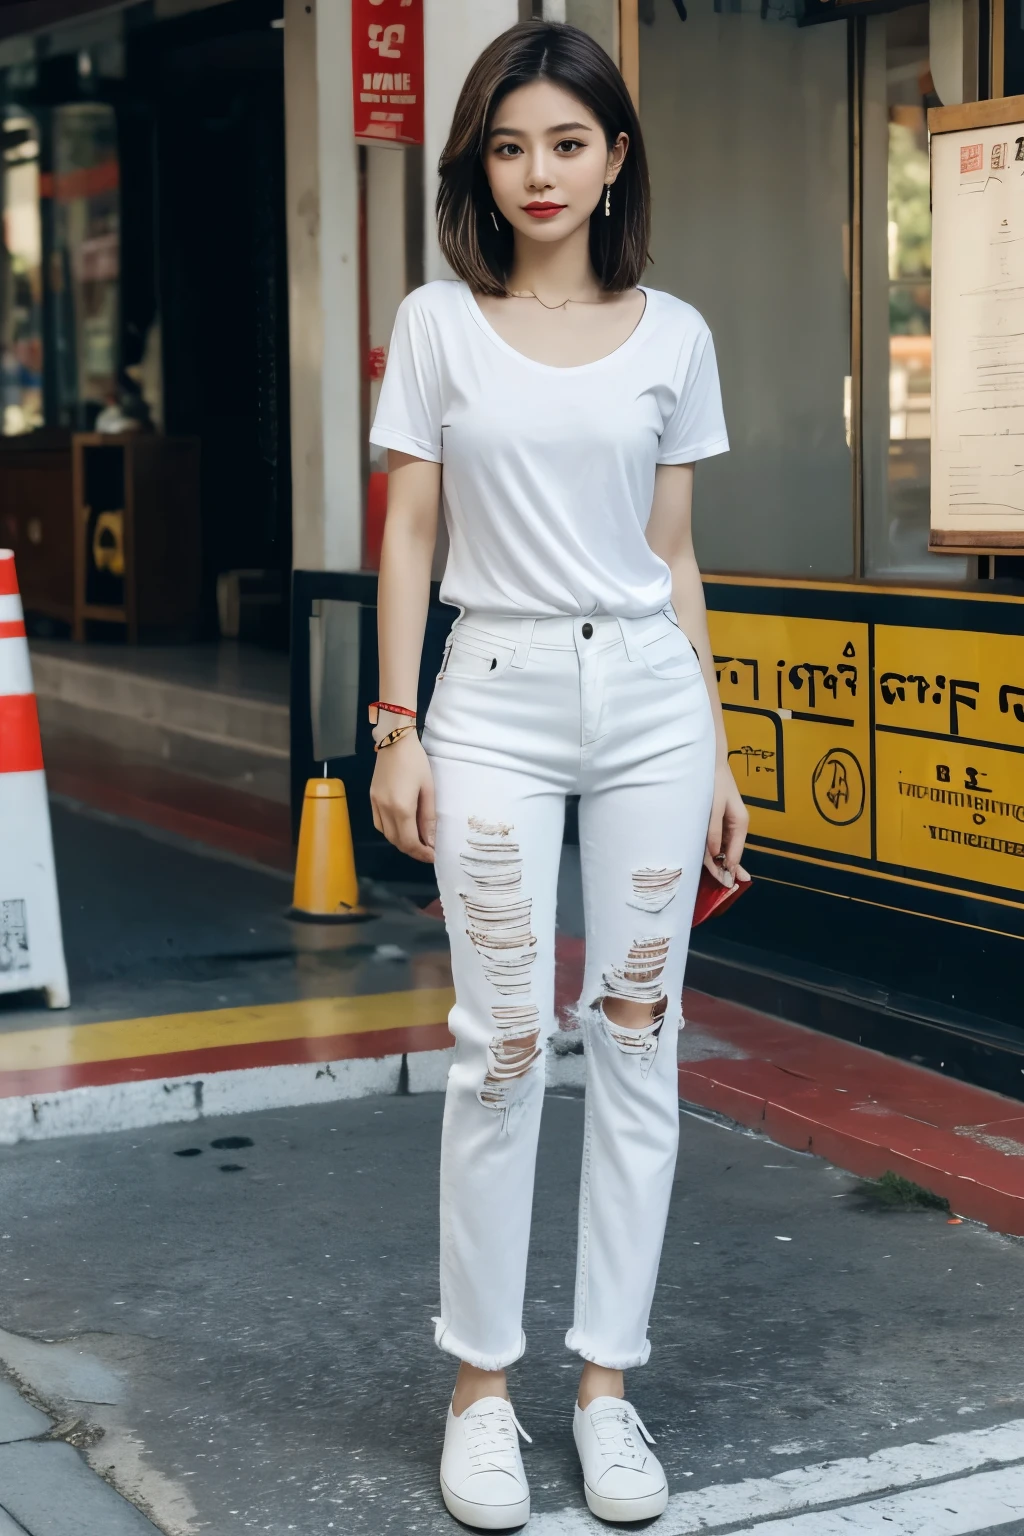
370, 732, 437, 862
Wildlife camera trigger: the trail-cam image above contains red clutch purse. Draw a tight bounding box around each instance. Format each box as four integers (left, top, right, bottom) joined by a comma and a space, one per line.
692, 865, 750, 926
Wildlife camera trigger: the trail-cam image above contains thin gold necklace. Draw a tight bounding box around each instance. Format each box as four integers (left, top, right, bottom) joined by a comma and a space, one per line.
508, 289, 605, 311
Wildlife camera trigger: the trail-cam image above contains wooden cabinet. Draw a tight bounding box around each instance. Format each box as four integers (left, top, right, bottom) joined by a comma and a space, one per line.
72, 434, 201, 642
0, 432, 201, 642
0, 434, 75, 624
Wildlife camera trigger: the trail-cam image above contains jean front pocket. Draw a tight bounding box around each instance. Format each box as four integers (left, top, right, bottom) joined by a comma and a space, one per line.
439, 632, 517, 682
636, 620, 701, 681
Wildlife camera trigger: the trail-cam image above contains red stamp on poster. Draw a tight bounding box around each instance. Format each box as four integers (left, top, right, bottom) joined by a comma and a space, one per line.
352, 0, 424, 146
960, 142, 983, 174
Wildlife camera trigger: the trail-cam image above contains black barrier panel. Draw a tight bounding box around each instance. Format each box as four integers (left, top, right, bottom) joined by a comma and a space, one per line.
290, 571, 455, 886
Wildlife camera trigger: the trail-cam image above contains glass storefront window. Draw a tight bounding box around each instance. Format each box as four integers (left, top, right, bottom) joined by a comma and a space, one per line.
51, 102, 120, 428
1, 112, 43, 435
863, 7, 967, 578
640, 0, 853, 577
885, 19, 932, 563
0, 98, 121, 435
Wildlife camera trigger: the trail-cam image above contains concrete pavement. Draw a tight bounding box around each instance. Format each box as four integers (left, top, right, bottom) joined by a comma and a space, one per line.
3, 799, 1024, 1532
5, 802, 1024, 1243
1, 1088, 1023, 1534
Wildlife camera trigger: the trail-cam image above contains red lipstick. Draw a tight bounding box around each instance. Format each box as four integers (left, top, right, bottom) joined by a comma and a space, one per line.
523, 201, 566, 219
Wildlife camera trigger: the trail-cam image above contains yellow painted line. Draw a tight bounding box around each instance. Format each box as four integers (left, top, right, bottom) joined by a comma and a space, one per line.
0, 987, 456, 1074
705, 573, 1024, 603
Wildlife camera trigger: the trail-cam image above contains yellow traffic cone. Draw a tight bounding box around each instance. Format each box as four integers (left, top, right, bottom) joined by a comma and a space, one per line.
289, 777, 371, 923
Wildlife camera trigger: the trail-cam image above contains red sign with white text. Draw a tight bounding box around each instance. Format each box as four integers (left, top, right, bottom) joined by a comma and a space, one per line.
352, 0, 424, 146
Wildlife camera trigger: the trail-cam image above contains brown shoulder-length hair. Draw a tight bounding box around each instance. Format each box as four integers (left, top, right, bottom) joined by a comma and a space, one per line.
437, 21, 650, 296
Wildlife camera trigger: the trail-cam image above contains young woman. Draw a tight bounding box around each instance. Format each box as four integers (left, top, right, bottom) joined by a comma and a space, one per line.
369, 21, 748, 1530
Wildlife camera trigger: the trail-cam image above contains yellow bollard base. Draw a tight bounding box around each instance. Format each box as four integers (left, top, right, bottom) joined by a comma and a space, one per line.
290, 777, 374, 924
286, 904, 374, 925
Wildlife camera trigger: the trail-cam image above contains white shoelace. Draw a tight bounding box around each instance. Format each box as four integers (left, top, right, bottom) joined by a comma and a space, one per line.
589, 1403, 656, 1470
463, 1402, 533, 1472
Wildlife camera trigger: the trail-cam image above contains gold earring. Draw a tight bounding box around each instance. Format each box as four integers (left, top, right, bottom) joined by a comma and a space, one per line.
491, 210, 500, 232
604, 184, 611, 218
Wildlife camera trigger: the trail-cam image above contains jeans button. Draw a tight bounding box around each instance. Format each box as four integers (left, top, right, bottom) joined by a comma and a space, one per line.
581, 622, 593, 639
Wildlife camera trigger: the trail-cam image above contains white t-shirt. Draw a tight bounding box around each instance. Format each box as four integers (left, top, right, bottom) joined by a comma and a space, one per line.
369, 279, 728, 618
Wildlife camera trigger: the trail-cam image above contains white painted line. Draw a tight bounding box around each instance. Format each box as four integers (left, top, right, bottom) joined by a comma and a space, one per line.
528, 1418, 1024, 1535
0, 1040, 587, 1143
732, 1463, 1024, 1534
0, 1055, 404, 1143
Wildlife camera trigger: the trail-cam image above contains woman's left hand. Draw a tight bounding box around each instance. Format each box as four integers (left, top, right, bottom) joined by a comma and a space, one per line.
704, 762, 751, 888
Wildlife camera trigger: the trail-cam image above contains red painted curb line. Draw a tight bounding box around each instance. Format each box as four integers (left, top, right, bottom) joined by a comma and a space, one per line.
47, 766, 295, 873
678, 1058, 1024, 1236
0, 1020, 455, 1099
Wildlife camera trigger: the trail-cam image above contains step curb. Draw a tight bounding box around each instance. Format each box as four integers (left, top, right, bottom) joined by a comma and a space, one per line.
30, 649, 289, 753
46, 766, 294, 871
0, 1043, 587, 1144
676, 1015, 1024, 1237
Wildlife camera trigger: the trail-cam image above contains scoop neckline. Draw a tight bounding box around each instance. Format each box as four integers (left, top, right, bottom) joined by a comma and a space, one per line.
459, 281, 654, 373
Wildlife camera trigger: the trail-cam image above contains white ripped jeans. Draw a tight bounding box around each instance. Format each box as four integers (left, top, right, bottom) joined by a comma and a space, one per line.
421, 607, 716, 1372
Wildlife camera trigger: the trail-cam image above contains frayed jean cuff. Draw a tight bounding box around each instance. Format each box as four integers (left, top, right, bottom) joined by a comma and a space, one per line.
564, 1327, 651, 1370
433, 1316, 527, 1371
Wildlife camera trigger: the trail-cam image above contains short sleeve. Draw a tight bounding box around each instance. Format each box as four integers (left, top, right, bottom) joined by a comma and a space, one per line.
369, 292, 443, 463
657, 328, 729, 465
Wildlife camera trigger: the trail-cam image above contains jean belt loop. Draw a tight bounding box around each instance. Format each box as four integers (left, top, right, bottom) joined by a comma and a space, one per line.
617, 615, 642, 662
511, 617, 535, 668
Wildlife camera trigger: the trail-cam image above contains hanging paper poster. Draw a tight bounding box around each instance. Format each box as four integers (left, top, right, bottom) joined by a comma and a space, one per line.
353, 0, 424, 146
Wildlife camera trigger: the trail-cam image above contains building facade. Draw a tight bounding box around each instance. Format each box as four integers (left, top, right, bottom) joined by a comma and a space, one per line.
0, 0, 1019, 1091
291, 0, 1024, 1092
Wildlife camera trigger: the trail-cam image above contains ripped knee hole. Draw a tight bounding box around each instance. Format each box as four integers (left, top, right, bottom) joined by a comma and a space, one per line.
593, 931, 673, 1076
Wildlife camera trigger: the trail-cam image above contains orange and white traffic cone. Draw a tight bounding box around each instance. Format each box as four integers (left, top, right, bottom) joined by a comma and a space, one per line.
0, 550, 69, 1007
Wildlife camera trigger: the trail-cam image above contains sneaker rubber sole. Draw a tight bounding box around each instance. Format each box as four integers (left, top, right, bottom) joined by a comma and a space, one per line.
440, 1474, 530, 1529
583, 1477, 669, 1522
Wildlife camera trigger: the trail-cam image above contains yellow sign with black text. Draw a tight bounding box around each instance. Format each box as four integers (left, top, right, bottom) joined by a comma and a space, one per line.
707, 611, 1024, 907
875, 626, 1024, 896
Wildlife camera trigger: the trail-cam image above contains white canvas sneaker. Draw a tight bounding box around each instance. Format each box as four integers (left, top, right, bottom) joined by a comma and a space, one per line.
573, 1396, 669, 1522
440, 1395, 532, 1529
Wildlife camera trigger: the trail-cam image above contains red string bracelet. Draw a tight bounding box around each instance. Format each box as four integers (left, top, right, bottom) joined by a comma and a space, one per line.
368, 700, 418, 725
